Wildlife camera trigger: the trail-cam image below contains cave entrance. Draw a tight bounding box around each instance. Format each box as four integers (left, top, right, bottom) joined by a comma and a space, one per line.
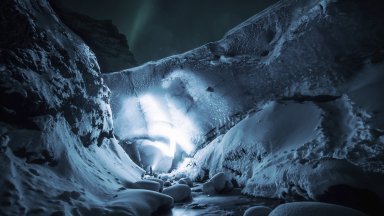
109, 69, 233, 174
115, 93, 198, 173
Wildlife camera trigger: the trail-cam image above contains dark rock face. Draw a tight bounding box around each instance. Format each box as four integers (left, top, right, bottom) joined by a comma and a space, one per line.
50, 1, 137, 72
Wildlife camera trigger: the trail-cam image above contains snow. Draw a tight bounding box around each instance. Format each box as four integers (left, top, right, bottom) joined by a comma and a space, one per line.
203, 172, 233, 194
2, 0, 384, 215
104, 0, 384, 182
178, 177, 193, 187
131, 180, 161, 192
182, 95, 384, 200
106, 189, 174, 216
162, 184, 192, 202
164, 181, 172, 187
269, 202, 367, 216
113, 88, 201, 172
144, 177, 165, 191
243, 206, 272, 216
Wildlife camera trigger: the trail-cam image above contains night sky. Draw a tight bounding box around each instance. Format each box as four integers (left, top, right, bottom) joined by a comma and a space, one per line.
58, 0, 278, 64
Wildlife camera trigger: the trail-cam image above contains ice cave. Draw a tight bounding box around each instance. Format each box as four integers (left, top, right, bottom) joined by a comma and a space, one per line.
1, 0, 384, 215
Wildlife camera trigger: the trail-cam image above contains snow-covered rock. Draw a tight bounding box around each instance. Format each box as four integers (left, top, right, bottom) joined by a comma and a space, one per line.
243, 206, 272, 216
162, 184, 192, 202
178, 177, 193, 187
164, 181, 172, 187
269, 202, 367, 216
203, 172, 233, 194
107, 189, 174, 216
145, 177, 164, 191
131, 180, 161, 192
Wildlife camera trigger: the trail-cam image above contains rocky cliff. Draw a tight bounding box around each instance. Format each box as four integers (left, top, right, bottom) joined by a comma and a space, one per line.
50, 1, 137, 72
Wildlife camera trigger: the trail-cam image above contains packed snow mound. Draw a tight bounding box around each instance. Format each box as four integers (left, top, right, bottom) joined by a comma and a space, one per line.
162, 184, 192, 202
144, 177, 165, 191
178, 177, 193, 187
0, 0, 170, 215
106, 189, 174, 216
130, 180, 161, 192
203, 172, 234, 194
269, 202, 367, 216
243, 206, 272, 216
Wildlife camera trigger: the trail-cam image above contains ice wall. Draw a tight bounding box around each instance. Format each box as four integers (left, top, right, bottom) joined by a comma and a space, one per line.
105, 0, 384, 150
104, 0, 384, 207
0, 0, 173, 215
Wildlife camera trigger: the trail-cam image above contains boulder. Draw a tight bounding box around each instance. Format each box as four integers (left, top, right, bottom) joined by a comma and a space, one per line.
203, 172, 233, 194
243, 206, 272, 216
132, 180, 160, 192
162, 184, 191, 202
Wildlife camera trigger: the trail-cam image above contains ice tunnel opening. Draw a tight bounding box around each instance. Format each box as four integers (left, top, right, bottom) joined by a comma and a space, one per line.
111, 68, 235, 174
115, 92, 199, 173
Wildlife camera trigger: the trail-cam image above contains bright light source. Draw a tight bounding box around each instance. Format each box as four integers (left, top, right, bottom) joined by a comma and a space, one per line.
138, 93, 196, 160
114, 69, 231, 172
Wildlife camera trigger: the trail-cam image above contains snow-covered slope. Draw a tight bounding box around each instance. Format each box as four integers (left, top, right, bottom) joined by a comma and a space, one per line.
103, 0, 384, 212
0, 0, 172, 215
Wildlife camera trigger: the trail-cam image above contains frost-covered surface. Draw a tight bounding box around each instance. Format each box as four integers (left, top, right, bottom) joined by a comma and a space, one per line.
104, 0, 384, 171
186, 94, 384, 199
103, 0, 384, 212
0, 0, 171, 215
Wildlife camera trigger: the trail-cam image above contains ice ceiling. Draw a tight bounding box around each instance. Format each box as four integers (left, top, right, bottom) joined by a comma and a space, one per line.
112, 69, 232, 172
